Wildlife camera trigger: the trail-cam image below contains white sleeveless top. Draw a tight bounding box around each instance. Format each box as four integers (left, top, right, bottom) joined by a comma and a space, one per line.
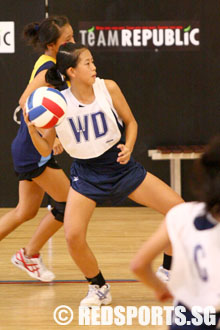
56, 78, 122, 159
166, 202, 220, 311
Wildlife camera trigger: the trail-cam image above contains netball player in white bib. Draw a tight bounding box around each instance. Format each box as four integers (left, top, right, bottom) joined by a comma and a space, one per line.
131, 136, 220, 329
24, 42, 183, 307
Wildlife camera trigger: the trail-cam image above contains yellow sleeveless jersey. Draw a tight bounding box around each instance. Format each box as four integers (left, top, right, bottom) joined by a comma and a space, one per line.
29, 54, 55, 83
29, 54, 70, 86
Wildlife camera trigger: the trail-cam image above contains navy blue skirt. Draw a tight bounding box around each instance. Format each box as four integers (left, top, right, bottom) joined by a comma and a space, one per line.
70, 157, 147, 205
15, 157, 61, 181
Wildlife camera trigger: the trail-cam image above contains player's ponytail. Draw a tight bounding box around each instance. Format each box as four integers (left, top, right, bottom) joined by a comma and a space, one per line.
192, 135, 220, 216
46, 64, 66, 91
23, 22, 40, 48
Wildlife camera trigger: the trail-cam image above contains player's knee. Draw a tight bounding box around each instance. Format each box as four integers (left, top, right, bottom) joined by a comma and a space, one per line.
51, 201, 66, 223
65, 229, 85, 248
14, 206, 38, 223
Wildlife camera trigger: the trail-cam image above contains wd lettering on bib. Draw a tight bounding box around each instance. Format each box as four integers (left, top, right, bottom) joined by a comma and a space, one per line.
68, 111, 108, 143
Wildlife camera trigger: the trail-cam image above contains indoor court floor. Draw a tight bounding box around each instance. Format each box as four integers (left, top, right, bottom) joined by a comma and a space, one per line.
0, 207, 170, 330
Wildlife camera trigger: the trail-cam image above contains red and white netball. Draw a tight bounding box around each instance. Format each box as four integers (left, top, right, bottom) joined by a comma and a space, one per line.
26, 87, 67, 128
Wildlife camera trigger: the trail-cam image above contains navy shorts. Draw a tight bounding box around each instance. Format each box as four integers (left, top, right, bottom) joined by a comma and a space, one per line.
15, 157, 61, 181
170, 302, 220, 329
70, 158, 147, 205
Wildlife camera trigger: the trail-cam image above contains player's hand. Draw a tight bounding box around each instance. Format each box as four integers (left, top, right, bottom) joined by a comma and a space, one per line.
117, 144, 131, 164
53, 137, 64, 155
22, 106, 36, 132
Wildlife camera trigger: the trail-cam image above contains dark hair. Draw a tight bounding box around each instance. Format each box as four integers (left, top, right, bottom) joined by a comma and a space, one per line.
23, 15, 69, 50
192, 135, 220, 216
46, 42, 88, 90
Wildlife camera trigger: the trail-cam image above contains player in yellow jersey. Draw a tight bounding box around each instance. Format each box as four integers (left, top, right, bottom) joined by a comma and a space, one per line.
0, 16, 74, 281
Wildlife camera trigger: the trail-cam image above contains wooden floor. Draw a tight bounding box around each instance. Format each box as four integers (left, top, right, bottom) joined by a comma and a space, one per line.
0, 207, 171, 330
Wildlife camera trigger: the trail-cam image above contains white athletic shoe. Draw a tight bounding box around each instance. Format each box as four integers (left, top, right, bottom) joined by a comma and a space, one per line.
80, 284, 112, 307
156, 266, 170, 282
11, 248, 55, 282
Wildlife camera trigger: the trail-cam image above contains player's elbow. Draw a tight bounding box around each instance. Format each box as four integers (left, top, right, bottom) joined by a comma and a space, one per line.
38, 146, 52, 158
130, 258, 145, 275
19, 96, 25, 109
133, 119, 138, 130
129, 118, 138, 130
41, 151, 51, 158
